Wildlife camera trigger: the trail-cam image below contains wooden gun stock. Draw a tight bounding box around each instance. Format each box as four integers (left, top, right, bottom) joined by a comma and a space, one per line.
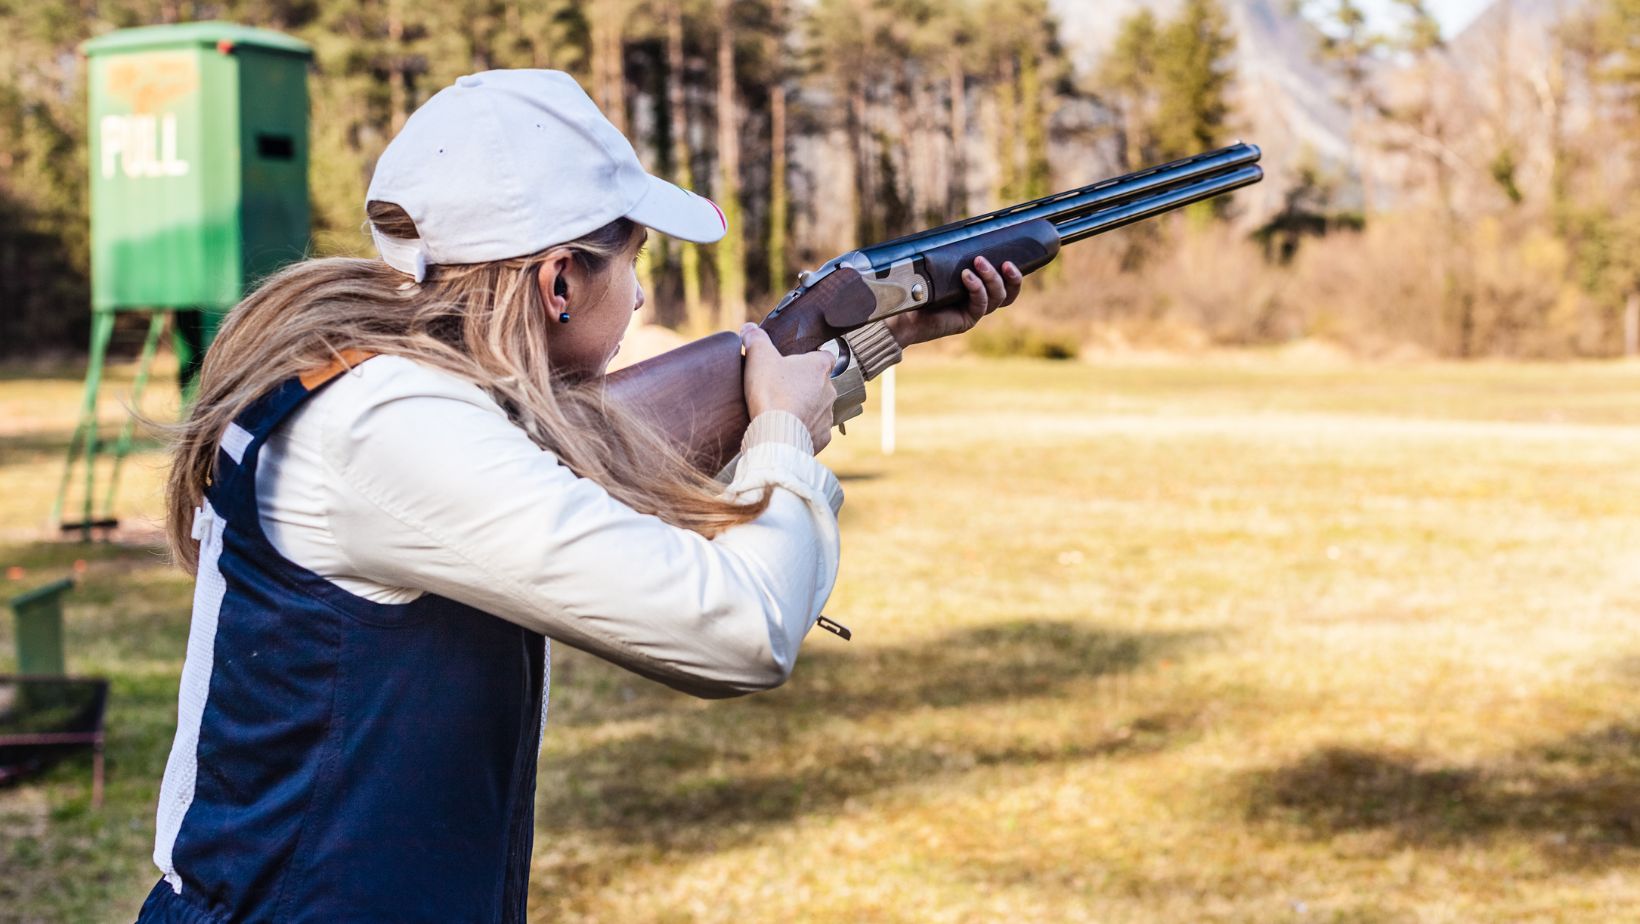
602, 331, 748, 475
604, 267, 878, 476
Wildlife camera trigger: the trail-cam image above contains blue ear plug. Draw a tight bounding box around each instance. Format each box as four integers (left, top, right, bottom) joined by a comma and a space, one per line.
555, 276, 569, 323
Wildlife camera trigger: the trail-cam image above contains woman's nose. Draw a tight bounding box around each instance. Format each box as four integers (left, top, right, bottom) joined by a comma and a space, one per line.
634, 285, 646, 313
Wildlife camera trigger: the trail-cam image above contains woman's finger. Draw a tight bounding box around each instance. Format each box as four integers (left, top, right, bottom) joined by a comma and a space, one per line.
962, 268, 987, 320
1001, 261, 1023, 307
976, 256, 1006, 310
806, 350, 835, 380
741, 323, 775, 360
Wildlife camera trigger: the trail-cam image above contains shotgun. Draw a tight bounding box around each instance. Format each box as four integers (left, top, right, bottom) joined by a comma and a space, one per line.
606, 143, 1264, 473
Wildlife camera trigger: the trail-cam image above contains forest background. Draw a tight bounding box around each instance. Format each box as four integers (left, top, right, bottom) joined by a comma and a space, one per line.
4, 0, 1640, 361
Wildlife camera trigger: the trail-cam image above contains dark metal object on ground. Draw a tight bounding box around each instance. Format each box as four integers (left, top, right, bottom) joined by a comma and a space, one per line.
0, 676, 109, 808
4, 578, 107, 806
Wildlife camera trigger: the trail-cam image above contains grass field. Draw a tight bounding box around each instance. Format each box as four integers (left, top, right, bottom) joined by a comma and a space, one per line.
2, 354, 1639, 922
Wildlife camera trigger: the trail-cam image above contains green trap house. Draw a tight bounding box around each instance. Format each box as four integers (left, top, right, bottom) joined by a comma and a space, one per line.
58, 22, 312, 536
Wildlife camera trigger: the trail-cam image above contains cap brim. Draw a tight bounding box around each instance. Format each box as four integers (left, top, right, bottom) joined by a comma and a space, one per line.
625, 174, 728, 244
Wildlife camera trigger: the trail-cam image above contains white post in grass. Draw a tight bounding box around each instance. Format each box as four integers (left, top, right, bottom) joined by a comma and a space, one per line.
881, 366, 897, 455
1626, 291, 1639, 357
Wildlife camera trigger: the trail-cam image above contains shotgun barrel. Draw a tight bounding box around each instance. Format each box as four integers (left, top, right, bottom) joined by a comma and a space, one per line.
607, 143, 1265, 475
768, 143, 1263, 327
1054, 162, 1264, 244
862, 142, 1262, 265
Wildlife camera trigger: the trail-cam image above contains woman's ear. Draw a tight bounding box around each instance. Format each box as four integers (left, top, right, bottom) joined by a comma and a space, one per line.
536, 250, 575, 314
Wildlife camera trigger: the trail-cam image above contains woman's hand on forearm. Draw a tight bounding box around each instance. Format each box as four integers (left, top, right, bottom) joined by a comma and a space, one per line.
883, 255, 1024, 349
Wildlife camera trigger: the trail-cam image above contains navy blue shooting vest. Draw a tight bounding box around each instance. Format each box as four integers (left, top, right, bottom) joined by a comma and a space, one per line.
139, 355, 547, 924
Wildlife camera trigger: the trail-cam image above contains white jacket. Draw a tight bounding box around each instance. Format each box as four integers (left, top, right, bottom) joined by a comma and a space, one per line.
255, 355, 845, 698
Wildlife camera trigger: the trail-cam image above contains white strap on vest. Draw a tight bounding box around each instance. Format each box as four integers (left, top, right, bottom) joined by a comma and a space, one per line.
190, 505, 210, 541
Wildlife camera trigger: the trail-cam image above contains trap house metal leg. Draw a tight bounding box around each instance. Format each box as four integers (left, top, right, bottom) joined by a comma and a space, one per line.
101, 311, 168, 521
52, 312, 115, 541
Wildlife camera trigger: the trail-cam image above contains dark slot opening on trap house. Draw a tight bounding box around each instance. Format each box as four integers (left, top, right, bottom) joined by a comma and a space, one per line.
256, 134, 294, 160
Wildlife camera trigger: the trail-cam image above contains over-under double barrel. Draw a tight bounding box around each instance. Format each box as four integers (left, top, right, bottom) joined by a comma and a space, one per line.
606, 144, 1264, 473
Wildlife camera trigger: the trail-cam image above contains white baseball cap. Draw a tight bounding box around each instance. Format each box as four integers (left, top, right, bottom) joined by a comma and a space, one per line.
366, 69, 727, 282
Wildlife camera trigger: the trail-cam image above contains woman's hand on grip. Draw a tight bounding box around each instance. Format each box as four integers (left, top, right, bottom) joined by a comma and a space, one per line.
740, 324, 837, 453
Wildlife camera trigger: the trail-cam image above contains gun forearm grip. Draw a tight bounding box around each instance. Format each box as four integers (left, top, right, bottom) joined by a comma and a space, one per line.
922, 218, 1060, 308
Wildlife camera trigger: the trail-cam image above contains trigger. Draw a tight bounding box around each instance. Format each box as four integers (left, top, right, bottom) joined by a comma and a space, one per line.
823, 337, 853, 378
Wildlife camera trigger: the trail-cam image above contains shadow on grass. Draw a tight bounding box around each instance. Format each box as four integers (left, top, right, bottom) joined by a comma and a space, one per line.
0, 365, 86, 384
549, 619, 1200, 727
538, 620, 1204, 837
1243, 727, 1640, 868
0, 540, 162, 576
0, 429, 74, 467
831, 469, 882, 483
541, 712, 1187, 836
0, 428, 168, 471
792, 619, 1187, 716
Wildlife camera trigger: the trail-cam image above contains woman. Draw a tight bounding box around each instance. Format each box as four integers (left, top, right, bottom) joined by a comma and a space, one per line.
139, 69, 1021, 923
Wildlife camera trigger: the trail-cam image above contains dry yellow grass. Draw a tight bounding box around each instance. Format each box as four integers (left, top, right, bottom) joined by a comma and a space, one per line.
2, 354, 1638, 922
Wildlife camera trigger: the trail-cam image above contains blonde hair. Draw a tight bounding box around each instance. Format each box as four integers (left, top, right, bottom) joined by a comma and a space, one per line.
165, 202, 771, 573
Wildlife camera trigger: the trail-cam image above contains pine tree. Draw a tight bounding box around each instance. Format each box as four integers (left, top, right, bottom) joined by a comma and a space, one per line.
1098, 9, 1161, 171
975, 0, 1064, 208
666, 0, 707, 329
1019, 35, 1049, 200
713, 0, 747, 326
1154, 0, 1236, 161
1579, 0, 1640, 352
766, 0, 791, 299
0, 2, 92, 353
805, 0, 881, 248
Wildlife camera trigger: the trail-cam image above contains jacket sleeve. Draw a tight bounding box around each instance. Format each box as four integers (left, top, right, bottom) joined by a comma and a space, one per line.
314, 358, 843, 698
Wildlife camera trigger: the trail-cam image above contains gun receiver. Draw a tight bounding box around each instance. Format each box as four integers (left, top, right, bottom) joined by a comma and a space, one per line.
606, 144, 1264, 473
